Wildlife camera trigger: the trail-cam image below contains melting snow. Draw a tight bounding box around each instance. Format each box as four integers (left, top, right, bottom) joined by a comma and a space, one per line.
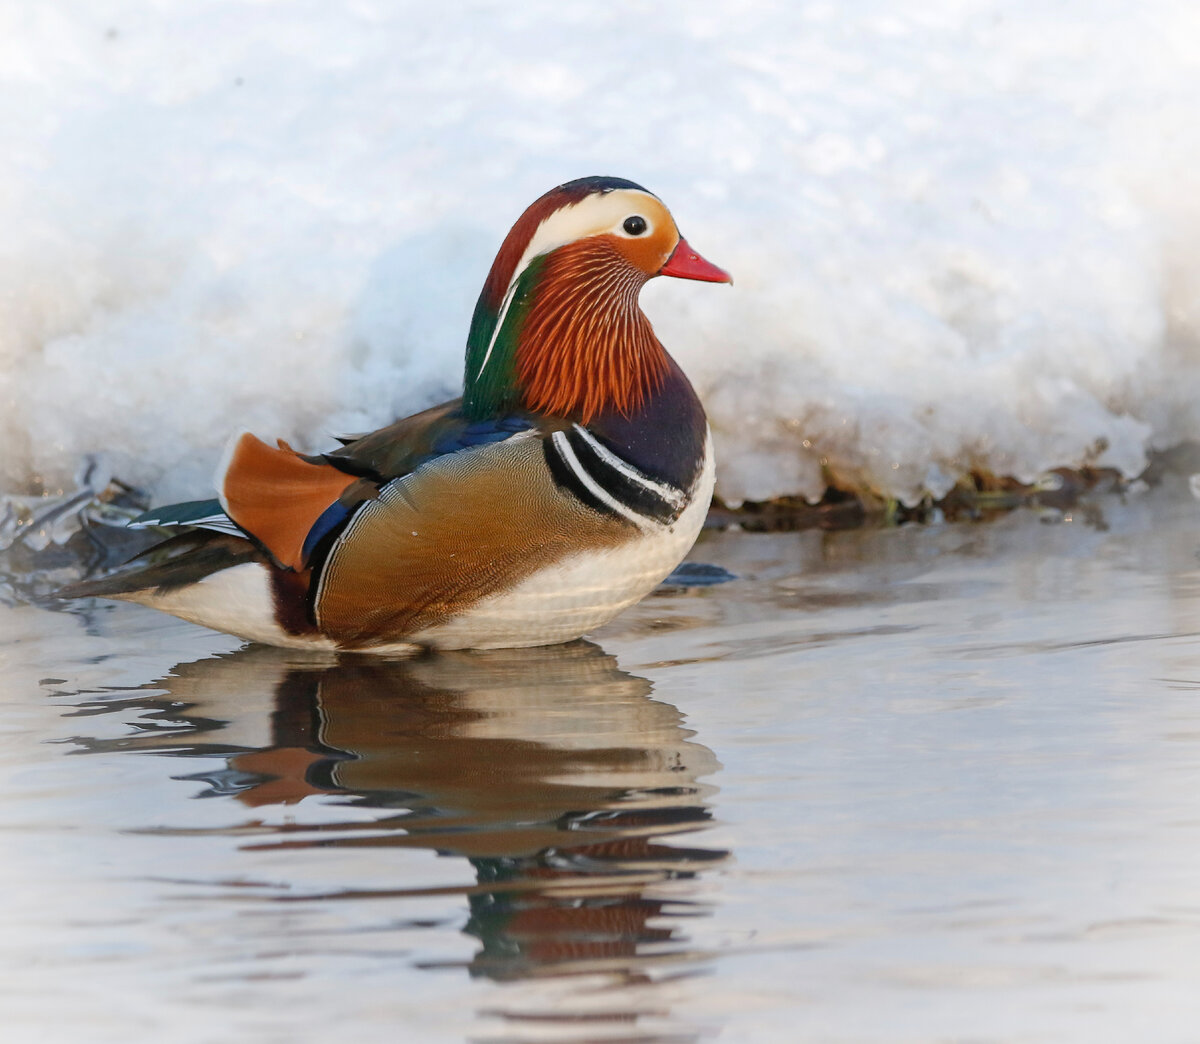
3, 1, 1199, 507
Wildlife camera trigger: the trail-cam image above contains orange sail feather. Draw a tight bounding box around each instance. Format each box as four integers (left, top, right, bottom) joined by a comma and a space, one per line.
218, 432, 357, 571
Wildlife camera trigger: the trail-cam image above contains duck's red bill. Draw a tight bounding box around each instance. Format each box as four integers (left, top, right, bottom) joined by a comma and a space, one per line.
660, 237, 732, 283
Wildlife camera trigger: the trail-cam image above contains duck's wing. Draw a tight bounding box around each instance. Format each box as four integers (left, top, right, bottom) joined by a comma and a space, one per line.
310, 422, 637, 647
221, 401, 542, 573
122, 399, 541, 576
202, 402, 638, 646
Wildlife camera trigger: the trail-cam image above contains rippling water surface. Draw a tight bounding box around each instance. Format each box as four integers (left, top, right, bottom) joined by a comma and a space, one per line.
4, 487, 1200, 1042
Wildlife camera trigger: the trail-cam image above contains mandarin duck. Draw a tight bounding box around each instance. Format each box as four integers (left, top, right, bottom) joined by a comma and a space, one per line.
65, 176, 730, 652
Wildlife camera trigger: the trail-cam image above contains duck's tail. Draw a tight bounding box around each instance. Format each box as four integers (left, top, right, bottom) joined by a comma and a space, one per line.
57, 530, 264, 601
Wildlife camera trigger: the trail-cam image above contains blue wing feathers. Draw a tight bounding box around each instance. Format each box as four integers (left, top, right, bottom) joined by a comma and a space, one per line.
431, 415, 534, 456
301, 500, 355, 564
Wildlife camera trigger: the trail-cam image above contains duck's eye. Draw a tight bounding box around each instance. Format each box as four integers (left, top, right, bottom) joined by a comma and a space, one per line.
622, 215, 648, 236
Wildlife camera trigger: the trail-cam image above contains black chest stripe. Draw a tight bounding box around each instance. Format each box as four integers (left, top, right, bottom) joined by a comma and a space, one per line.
543, 436, 628, 522
544, 426, 689, 525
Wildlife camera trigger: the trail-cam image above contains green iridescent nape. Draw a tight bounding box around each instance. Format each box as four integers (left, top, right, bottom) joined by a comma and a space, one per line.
462, 257, 546, 420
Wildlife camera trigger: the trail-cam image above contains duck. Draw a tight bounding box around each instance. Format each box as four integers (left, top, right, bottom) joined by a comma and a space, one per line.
64, 176, 731, 652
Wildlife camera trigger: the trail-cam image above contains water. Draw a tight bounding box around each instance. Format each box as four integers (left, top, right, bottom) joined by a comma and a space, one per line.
3, 485, 1200, 1042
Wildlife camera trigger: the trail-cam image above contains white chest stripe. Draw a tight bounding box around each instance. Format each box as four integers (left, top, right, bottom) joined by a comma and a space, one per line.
550, 430, 655, 531
570, 425, 688, 507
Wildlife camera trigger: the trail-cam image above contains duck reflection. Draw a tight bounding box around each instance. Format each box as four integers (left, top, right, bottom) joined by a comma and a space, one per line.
76, 641, 725, 984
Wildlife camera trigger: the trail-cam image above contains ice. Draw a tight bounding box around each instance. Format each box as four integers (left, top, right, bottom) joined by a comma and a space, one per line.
3, 1, 1199, 507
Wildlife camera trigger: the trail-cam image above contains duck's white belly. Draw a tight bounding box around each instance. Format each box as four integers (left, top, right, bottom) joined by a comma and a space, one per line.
127, 561, 338, 651
409, 439, 715, 650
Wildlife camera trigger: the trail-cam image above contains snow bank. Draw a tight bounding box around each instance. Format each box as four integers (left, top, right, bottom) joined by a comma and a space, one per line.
3, 0, 1199, 506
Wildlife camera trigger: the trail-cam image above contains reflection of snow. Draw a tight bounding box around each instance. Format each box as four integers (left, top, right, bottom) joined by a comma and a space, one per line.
0, 458, 117, 554
3, 1, 1199, 506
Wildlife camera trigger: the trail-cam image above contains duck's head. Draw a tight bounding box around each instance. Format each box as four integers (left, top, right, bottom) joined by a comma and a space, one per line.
463, 176, 730, 422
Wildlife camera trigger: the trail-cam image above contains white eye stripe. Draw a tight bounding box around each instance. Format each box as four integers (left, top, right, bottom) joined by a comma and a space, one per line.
508, 190, 662, 292
475, 189, 667, 381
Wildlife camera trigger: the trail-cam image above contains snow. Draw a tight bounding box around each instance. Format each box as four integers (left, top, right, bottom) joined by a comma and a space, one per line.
3, 0, 1199, 507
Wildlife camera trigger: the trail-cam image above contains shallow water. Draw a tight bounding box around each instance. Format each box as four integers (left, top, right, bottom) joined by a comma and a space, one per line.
4, 486, 1200, 1042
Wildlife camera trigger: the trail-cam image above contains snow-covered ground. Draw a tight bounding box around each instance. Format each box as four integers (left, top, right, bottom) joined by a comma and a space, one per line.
3, 0, 1199, 507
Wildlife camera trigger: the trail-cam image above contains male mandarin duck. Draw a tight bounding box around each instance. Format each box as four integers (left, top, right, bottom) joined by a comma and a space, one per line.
66, 176, 731, 652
